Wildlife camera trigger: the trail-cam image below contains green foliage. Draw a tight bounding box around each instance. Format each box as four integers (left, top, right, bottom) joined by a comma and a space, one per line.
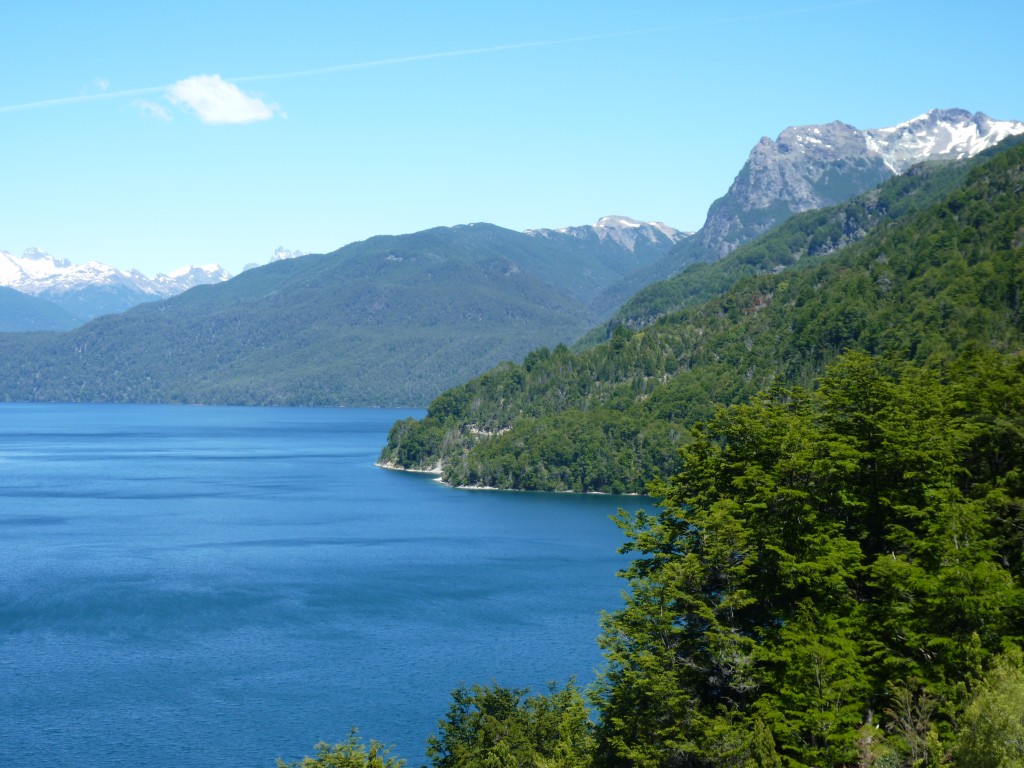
585, 155, 973, 338
955, 648, 1024, 768
276, 730, 405, 768
0, 222, 675, 407
0, 286, 82, 331
382, 141, 1024, 492
426, 681, 594, 768
593, 352, 1024, 768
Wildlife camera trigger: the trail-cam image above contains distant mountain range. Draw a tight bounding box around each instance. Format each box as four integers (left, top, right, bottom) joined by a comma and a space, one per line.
0, 107, 1020, 407
0, 219, 682, 406
0, 247, 231, 325
0, 221, 680, 332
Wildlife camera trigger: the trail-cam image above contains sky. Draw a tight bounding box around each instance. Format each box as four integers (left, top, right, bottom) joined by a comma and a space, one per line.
2, 0, 1021, 277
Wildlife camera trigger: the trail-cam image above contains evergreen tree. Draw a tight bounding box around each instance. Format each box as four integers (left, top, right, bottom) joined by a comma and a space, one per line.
594, 351, 1024, 767
955, 648, 1024, 768
276, 730, 405, 768
427, 681, 594, 768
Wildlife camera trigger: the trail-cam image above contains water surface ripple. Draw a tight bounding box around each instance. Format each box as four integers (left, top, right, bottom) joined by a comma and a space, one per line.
0, 404, 641, 767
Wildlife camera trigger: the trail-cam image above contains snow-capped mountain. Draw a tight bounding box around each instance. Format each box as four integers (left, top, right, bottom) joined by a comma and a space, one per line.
522, 216, 690, 315
150, 263, 233, 293
526, 215, 688, 252
696, 108, 1024, 258
0, 247, 232, 322
864, 109, 1024, 173
243, 247, 306, 272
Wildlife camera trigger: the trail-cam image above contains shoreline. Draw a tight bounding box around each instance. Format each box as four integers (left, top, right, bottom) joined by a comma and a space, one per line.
375, 459, 442, 475
375, 460, 645, 496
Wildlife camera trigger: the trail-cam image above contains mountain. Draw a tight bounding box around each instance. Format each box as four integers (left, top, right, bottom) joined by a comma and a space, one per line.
694, 108, 1024, 258
525, 215, 686, 252
579, 133, 1024, 342
522, 216, 688, 313
242, 246, 306, 272
528, 215, 688, 313
0, 247, 231, 326
596, 109, 1024, 314
0, 219, 680, 407
378, 137, 1024, 493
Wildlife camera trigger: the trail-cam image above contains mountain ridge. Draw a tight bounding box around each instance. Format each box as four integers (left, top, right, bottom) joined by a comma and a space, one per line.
378, 137, 1024, 492
0, 220, 680, 406
0, 247, 232, 324
593, 108, 1024, 326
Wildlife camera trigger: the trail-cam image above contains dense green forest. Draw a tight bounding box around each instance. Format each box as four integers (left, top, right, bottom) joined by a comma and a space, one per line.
595, 350, 1024, 767
284, 350, 1024, 767
380, 140, 1024, 493
282, 139, 1024, 768
0, 223, 674, 406
581, 149, 995, 342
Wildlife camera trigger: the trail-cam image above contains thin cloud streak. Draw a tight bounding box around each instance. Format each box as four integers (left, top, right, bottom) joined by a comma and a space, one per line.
0, 0, 881, 116
231, 34, 633, 84
0, 34, 615, 115
0, 85, 166, 114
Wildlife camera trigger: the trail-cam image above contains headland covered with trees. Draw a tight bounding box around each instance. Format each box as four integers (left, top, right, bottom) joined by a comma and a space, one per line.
280, 143, 1024, 763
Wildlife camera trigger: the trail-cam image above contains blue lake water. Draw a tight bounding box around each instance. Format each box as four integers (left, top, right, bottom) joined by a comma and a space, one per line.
0, 404, 645, 767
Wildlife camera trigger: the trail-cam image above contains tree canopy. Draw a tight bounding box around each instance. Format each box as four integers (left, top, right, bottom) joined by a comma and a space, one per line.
594, 351, 1024, 767
381, 140, 1024, 493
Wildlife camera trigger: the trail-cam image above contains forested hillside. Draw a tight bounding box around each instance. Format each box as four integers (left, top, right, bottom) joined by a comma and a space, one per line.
595, 350, 1024, 766
0, 286, 80, 331
294, 348, 1024, 767
0, 222, 674, 406
380, 140, 1024, 492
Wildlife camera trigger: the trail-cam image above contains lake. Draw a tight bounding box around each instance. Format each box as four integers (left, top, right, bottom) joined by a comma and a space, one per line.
0, 404, 645, 767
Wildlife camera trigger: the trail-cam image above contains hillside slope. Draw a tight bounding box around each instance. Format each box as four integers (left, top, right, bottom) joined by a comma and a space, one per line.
0, 222, 674, 406
593, 109, 1024, 312
380, 140, 1024, 492
0, 286, 81, 332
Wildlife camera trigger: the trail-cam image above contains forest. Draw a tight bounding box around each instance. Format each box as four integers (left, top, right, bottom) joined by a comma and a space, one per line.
284, 144, 1024, 765
380, 140, 1024, 495
285, 351, 1024, 767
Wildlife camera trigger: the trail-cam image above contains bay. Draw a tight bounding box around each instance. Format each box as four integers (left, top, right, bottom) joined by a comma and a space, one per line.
0, 404, 643, 767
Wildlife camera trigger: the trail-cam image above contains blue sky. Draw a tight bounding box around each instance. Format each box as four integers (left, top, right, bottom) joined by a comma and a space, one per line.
2, 0, 1021, 276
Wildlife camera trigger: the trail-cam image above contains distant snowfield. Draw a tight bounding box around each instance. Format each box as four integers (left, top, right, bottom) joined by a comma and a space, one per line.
0, 246, 232, 299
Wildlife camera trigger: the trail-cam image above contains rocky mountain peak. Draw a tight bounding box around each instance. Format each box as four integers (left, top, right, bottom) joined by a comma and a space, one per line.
696, 108, 1024, 259
595, 215, 684, 242
243, 246, 306, 272
22, 247, 71, 267
863, 109, 1024, 173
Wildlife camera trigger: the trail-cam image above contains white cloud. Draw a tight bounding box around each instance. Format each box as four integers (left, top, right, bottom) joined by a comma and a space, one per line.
136, 100, 171, 121
95, 77, 110, 92
166, 75, 282, 125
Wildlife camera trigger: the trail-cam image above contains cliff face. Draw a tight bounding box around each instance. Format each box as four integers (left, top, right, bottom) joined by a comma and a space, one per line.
696, 109, 1024, 258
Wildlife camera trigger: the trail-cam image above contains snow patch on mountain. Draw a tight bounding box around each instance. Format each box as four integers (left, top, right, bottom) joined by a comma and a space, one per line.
863, 109, 1024, 173
697, 108, 1024, 259
0, 247, 233, 306
525, 216, 688, 251
243, 246, 306, 271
